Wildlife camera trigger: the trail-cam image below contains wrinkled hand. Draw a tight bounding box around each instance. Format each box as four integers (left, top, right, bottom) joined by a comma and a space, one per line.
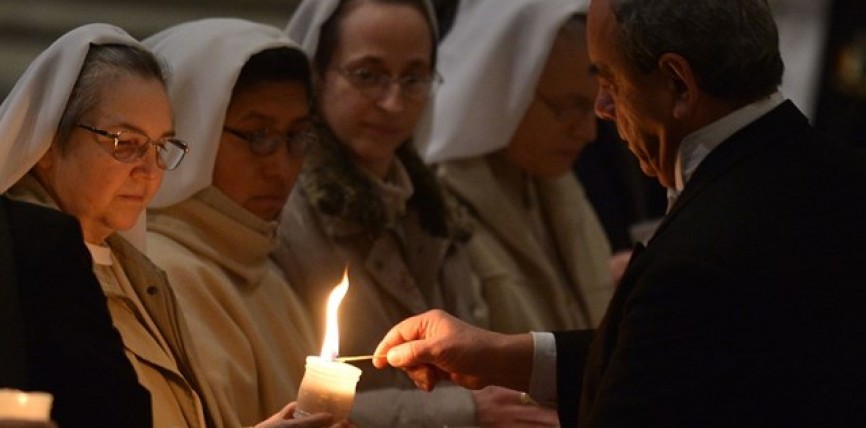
373, 309, 533, 392
473, 386, 560, 428
254, 402, 354, 428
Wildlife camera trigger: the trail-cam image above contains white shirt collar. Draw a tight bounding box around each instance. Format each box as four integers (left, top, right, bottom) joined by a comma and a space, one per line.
86, 242, 113, 266
673, 92, 786, 193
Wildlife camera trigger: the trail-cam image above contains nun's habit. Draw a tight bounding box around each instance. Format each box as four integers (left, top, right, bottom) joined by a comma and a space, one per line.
0, 24, 208, 428
282, 1, 485, 426
418, 0, 614, 333
143, 19, 318, 428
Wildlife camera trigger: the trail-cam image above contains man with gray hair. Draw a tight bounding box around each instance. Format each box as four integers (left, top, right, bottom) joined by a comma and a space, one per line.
371, 0, 866, 426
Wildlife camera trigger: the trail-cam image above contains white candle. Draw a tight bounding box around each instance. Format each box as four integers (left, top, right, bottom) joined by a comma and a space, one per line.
294, 270, 362, 421
294, 356, 362, 421
0, 389, 53, 421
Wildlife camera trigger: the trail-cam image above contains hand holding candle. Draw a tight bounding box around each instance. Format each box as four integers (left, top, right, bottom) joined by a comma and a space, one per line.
293, 270, 362, 421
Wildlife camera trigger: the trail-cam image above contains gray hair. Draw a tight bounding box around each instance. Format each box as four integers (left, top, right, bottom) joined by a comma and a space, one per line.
611, 0, 783, 102
55, 44, 167, 152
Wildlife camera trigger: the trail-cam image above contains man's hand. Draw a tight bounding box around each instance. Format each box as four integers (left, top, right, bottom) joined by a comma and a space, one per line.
373, 309, 534, 392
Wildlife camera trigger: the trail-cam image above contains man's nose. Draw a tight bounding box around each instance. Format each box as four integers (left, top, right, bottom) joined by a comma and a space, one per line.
594, 87, 615, 121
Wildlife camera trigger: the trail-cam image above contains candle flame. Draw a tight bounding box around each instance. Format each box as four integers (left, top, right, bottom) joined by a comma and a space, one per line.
320, 268, 350, 360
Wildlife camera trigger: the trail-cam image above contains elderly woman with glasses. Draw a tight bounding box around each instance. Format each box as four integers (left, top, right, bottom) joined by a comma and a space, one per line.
143, 19, 348, 428
419, 0, 614, 340
0, 24, 208, 427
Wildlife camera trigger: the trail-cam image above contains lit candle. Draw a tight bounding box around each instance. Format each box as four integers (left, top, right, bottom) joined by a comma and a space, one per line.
293, 269, 362, 421
0, 389, 54, 426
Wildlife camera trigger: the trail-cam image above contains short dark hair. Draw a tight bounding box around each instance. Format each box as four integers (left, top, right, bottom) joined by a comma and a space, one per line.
313, 0, 438, 74
233, 47, 313, 101
611, 0, 783, 102
56, 44, 167, 152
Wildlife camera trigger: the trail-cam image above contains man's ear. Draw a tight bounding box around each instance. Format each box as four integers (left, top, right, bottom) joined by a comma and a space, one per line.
658, 52, 699, 120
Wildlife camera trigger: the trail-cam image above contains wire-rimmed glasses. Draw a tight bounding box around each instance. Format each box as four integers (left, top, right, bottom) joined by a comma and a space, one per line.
222, 126, 314, 157
535, 91, 595, 124
335, 66, 442, 101
76, 124, 189, 170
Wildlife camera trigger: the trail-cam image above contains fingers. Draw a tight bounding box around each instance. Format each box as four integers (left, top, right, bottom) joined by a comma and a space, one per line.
287, 413, 334, 428
505, 407, 561, 427
401, 362, 442, 391
386, 339, 432, 368
473, 387, 560, 427
255, 402, 293, 427
268, 413, 332, 428
373, 311, 435, 368
281, 402, 297, 418
511, 405, 561, 426
255, 402, 335, 428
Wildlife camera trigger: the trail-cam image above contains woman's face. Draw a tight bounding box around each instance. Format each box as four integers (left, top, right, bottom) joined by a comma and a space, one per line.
507, 26, 599, 178
36, 74, 171, 244
214, 80, 311, 221
316, 1, 434, 177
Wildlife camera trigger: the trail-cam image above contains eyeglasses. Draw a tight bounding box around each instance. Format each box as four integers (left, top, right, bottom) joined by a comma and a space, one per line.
335, 66, 442, 101
222, 126, 314, 157
76, 124, 189, 170
535, 91, 595, 124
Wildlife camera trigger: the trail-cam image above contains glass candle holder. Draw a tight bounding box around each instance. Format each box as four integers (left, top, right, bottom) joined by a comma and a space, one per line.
293, 356, 362, 422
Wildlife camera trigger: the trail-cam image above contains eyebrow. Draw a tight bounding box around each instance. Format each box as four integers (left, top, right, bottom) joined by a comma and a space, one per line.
109, 121, 175, 139
235, 112, 315, 131
237, 112, 273, 122
344, 56, 432, 71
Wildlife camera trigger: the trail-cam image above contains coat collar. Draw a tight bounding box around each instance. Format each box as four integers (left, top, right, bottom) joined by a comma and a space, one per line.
147, 187, 279, 286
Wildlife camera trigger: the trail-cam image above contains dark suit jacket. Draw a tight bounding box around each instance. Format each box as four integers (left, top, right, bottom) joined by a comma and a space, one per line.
0, 196, 151, 427
555, 102, 866, 427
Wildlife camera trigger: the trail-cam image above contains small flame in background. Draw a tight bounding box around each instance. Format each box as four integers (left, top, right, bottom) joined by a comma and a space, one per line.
320, 268, 350, 361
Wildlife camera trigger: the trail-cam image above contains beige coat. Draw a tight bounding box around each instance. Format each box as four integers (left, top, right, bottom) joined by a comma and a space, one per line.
8, 175, 210, 428
106, 235, 210, 428
147, 188, 317, 428
438, 156, 614, 333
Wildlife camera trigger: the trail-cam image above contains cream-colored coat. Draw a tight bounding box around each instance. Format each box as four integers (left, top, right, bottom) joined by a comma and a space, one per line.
438, 157, 613, 333
147, 188, 317, 428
